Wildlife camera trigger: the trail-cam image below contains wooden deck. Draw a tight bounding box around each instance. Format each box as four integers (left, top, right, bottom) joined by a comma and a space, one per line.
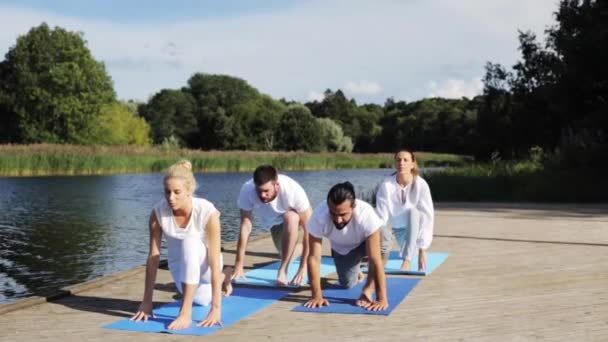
1, 203, 607, 341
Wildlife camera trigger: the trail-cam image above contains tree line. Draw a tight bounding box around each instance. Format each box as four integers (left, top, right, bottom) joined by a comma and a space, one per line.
1, 0, 605, 165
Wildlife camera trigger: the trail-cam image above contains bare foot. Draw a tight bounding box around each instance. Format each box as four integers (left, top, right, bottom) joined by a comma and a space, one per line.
356, 281, 374, 307
221, 267, 233, 296
355, 291, 373, 308
277, 270, 288, 286
400, 260, 411, 271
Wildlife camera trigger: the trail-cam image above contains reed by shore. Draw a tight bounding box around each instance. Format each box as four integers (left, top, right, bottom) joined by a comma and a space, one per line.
426, 160, 606, 202
0, 144, 468, 176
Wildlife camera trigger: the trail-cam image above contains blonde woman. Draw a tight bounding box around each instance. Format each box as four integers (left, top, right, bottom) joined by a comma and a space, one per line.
375, 149, 434, 271
131, 160, 232, 330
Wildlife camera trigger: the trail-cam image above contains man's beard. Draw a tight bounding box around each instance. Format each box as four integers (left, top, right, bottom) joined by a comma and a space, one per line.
259, 191, 278, 203
333, 220, 349, 230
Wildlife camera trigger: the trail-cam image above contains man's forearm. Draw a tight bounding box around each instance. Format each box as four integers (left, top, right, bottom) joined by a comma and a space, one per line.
235, 224, 251, 265
307, 255, 322, 297
300, 230, 310, 266
372, 260, 387, 301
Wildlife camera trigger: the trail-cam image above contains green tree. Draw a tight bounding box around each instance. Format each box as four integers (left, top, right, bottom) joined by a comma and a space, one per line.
376, 97, 477, 154
275, 105, 323, 151
89, 102, 151, 146
138, 89, 197, 146
186, 73, 260, 149
232, 95, 286, 150
354, 104, 383, 152
547, 0, 608, 166
480, 0, 608, 164
307, 89, 376, 151
317, 117, 353, 152
0, 23, 115, 143
476, 63, 516, 159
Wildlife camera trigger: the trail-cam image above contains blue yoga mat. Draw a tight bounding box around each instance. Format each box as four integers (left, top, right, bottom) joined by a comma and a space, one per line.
233, 256, 336, 287
103, 287, 292, 336
362, 251, 449, 275
292, 277, 420, 315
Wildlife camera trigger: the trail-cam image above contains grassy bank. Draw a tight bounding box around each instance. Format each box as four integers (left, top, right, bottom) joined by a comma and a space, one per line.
426, 160, 607, 202
0, 144, 468, 176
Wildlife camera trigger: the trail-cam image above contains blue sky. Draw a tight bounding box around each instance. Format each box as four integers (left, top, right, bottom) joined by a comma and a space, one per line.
0, 0, 559, 104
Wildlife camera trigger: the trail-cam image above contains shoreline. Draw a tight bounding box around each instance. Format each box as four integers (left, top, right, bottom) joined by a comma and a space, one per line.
0, 143, 467, 177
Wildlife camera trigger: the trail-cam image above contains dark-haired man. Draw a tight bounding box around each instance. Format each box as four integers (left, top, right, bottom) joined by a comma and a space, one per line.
305, 182, 388, 311
232, 165, 312, 286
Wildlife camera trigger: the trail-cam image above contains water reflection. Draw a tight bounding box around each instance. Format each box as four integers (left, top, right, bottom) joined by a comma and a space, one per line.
0, 169, 393, 304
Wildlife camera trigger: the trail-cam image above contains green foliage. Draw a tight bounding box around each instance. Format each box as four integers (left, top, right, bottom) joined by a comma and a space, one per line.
317, 117, 353, 152
0, 23, 115, 144
0, 144, 469, 176
89, 102, 151, 146
480, 0, 608, 164
186, 73, 262, 149
378, 97, 477, 154
138, 89, 197, 146
306, 89, 383, 152
275, 105, 323, 152
160, 135, 181, 150
426, 159, 607, 202
231, 95, 286, 150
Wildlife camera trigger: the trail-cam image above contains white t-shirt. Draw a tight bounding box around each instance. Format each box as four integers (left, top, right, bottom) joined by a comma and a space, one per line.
153, 197, 218, 284
307, 199, 383, 255
375, 175, 434, 249
237, 174, 310, 229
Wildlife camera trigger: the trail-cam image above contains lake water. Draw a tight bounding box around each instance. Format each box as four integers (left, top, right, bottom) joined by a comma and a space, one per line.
0, 168, 395, 304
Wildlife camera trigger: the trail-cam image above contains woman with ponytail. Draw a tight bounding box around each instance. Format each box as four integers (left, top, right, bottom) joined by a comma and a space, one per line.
131, 159, 232, 330
375, 149, 435, 272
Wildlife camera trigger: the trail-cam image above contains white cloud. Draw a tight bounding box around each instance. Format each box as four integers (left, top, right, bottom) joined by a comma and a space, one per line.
344, 80, 382, 96
307, 91, 325, 102
0, 0, 558, 103
427, 78, 484, 99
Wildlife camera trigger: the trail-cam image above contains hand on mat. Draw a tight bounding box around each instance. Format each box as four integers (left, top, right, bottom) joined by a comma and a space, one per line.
231, 264, 247, 282
365, 299, 389, 311
418, 249, 426, 272
304, 296, 329, 308
168, 313, 192, 330
198, 307, 222, 327
131, 302, 155, 322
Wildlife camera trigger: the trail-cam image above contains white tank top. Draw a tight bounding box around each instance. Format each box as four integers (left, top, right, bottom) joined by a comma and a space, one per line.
153, 197, 218, 266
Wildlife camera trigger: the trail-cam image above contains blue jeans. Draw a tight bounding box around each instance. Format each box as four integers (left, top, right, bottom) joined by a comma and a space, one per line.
331, 241, 366, 289
391, 207, 421, 261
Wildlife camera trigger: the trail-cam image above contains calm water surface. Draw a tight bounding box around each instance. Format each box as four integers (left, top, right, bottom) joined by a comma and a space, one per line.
0, 169, 395, 304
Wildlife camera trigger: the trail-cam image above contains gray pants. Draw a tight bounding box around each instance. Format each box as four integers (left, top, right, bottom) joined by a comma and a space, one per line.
382, 207, 421, 261
332, 241, 366, 289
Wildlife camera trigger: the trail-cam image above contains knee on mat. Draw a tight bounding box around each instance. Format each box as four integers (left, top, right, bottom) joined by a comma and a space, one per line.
340, 278, 359, 289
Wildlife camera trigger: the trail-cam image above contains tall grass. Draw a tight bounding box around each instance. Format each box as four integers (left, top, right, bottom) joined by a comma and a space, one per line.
426, 159, 607, 202
0, 144, 469, 176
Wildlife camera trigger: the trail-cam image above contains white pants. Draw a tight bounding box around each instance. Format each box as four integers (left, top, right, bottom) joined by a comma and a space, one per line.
392, 207, 421, 262
169, 237, 222, 306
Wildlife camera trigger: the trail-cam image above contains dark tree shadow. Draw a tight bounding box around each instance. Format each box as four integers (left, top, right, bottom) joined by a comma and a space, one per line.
154, 282, 177, 293
436, 202, 608, 220
221, 248, 279, 259
55, 294, 172, 318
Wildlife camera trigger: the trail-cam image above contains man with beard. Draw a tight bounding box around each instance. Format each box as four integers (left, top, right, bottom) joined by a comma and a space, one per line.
304, 182, 388, 311
232, 165, 312, 286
